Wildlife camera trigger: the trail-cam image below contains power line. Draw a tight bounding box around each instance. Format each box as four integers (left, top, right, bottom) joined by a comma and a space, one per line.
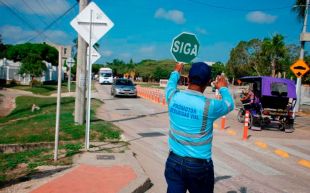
184, 0, 292, 12
36, 0, 74, 39
27, 2, 78, 42
21, 0, 49, 26
0, 0, 48, 39
37, 0, 58, 20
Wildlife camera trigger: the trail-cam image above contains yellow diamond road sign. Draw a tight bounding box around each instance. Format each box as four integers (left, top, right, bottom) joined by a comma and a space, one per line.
290, 59, 310, 78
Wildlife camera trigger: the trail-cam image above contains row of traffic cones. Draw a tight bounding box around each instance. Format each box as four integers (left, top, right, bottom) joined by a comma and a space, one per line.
136, 86, 166, 106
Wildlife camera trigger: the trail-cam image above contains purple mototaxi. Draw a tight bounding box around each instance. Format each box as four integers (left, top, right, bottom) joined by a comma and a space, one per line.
239, 76, 296, 99
238, 76, 296, 132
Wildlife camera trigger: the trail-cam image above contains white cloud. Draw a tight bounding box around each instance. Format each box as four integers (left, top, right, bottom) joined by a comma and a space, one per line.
246, 11, 277, 24
0, 25, 36, 43
0, 25, 69, 44
44, 30, 68, 41
1, 0, 70, 16
196, 27, 207, 35
154, 8, 186, 24
119, 53, 131, 59
139, 46, 155, 54
101, 50, 113, 57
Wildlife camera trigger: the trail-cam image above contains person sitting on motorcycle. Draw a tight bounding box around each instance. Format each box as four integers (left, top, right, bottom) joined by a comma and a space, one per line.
240, 84, 261, 113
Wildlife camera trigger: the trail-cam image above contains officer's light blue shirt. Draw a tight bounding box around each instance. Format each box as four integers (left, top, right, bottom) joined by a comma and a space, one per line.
165, 71, 234, 160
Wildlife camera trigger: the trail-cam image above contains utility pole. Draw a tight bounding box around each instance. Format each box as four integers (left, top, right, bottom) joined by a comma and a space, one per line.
74, 0, 89, 124
296, 0, 309, 112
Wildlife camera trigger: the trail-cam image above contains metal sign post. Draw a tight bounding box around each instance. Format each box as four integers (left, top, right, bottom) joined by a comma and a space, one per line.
70, 2, 113, 150
85, 46, 101, 149
66, 57, 75, 93
54, 46, 63, 161
85, 10, 93, 150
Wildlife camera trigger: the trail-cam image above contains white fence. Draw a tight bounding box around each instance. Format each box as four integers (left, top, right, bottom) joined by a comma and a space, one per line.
0, 59, 63, 85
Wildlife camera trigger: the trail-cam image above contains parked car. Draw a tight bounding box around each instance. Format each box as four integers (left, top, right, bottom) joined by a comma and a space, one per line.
111, 78, 137, 97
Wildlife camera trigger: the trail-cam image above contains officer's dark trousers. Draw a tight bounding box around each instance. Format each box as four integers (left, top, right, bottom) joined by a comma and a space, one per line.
165, 151, 214, 193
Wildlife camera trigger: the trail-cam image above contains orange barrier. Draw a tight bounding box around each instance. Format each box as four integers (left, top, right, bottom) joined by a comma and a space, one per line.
137, 86, 167, 106
221, 116, 226, 130
162, 94, 166, 106
243, 110, 249, 140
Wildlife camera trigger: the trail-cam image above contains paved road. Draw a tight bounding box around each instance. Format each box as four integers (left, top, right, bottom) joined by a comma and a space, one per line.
94, 83, 310, 193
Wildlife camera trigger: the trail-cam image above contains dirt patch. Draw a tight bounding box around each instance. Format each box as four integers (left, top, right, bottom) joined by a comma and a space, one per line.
0, 95, 15, 117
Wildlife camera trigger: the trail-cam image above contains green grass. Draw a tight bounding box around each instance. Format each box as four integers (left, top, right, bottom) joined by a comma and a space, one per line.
7, 83, 76, 96
0, 96, 121, 144
0, 143, 83, 185
0, 95, 122, 185
7, 80, 95, 96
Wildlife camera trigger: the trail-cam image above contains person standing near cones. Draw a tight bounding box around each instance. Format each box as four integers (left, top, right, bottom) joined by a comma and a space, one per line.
164, 62, 234, 193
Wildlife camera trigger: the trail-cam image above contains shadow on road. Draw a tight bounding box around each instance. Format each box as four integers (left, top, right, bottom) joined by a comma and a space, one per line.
109, 111, 168, 123
215, 175, 231, 183
227, 186, 247, 193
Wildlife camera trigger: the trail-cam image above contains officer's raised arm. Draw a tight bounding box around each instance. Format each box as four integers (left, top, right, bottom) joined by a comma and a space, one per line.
165, 63, 183, 103
210, 75, 235, 119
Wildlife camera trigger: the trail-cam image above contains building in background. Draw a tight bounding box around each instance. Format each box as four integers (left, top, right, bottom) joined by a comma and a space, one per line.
0, 58, 64, 85
46, 42, 72, 67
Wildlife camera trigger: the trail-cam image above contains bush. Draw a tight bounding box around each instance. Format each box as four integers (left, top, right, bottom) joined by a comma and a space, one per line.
43, 80, 58, 85
31, 79, 42, 87
0, 79, 6, 87
9, 79, 18, 86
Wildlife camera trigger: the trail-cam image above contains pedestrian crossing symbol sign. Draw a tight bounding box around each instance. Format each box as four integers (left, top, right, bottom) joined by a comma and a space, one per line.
290, 59, 310, 78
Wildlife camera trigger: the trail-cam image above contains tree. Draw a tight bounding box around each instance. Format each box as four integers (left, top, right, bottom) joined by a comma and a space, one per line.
292, 0, 307, 22
226, 41, 253, 79
6, 43, 58, 65
261, 34, 288, 77
19, 53, 47, 86
92, 63, 103, 74
211, 62, 225, 80
153, 66, 170, 81
0, 34, 7, 59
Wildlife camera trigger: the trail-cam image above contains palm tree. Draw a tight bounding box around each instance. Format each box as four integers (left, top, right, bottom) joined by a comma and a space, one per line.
292, 0, 307, 22
261, 34, 287, 77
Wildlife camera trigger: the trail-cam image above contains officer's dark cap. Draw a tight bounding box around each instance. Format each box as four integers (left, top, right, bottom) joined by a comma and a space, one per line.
188, 62, 212, 86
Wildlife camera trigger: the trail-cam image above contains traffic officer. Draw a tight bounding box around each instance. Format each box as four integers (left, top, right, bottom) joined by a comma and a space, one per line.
165, 62, 234, 193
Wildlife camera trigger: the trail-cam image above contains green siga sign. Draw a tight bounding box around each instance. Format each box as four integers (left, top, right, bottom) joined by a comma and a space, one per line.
171, 32, 200, 63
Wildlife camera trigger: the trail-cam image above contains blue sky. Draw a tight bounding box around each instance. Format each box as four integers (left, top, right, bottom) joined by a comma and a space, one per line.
0, 0, 308, 64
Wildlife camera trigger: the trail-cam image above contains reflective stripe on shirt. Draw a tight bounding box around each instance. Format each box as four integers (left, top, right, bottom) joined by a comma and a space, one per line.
169, 131, 213, 146
200, 99, 210, 133
169, 99, 212, 146
168, 90, 178, 105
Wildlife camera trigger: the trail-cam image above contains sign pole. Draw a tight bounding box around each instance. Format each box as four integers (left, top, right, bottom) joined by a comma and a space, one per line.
70, 2, 113, 150
68, 65, 71, 92
295, 0, 309, 112
85, 9, 93, 150
54, 46, 63, 161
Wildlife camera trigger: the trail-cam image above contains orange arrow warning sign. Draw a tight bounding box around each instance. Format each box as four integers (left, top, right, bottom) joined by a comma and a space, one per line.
290, 59, 310, 78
